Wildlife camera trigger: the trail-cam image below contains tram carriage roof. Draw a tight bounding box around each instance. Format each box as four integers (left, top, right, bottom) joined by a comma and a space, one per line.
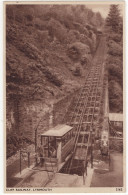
41, 124, 73, 137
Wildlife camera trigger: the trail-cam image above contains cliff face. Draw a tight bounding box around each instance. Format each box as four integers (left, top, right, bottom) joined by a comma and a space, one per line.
6, 5, 104, 157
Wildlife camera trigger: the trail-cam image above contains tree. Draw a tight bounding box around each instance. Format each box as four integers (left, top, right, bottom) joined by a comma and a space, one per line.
105, 5, 121, 32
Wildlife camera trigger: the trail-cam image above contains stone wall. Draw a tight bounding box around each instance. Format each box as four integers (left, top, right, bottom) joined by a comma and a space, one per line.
18, 99, 53, 142
6, 97, 19, 134
6, 90, 78, 147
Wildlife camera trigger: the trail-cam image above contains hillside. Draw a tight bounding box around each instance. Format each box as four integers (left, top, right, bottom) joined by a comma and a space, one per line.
6, 5, 104, 158
6, 5, 104, 101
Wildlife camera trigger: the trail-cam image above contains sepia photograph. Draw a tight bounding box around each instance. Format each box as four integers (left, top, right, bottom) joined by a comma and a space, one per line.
5, 1, 125, 192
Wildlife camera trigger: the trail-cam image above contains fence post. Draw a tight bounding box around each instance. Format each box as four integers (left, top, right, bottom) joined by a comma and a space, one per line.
20, 150, 22, 175
28, 152, 30, 168
90, 131, 93, 169
82, 161, 85, 185
83, 172, 85, 185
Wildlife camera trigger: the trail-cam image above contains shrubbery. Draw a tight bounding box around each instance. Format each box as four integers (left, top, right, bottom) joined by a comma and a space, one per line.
47, 18, 67, 43
108, 64, 123, 86
67, 30, 80, 43
34, 18, 47, 30
7, 133, 33, 158
105, 5, 123, 113
108, 40, 122, 56
106, 55, 122, 68
107, 33, 121, 42
44, 69, 63, 87
108, 80, 123, 112
73, 66, 81, 76
36, 30, 49, 48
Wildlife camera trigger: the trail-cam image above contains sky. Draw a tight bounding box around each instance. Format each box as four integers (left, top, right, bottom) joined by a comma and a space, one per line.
86, 4, 123, 18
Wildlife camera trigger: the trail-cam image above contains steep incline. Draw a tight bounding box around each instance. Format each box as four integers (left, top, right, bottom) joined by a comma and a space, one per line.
60, 36, 107, 175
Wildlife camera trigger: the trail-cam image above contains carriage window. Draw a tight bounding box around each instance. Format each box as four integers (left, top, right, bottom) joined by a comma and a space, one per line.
64, 134, 68, 143
70, 130, 73, 138
62, 133, 69, 148
73, 129, 76, 137
62, 136, 65, 147
68, 131, 71, 139
67, 132, 70, 141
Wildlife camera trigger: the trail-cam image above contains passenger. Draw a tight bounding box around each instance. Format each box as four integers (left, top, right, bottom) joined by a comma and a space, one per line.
49, 145, 56, 158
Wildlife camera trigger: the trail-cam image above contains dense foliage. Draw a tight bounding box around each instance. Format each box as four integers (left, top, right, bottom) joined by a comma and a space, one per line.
105, 4, 123, 113
7, 133, 33, 158
6, 5, 104, 101
105, 5, 122, 32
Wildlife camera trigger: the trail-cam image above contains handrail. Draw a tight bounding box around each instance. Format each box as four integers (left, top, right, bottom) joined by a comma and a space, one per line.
83, 131, 91, 184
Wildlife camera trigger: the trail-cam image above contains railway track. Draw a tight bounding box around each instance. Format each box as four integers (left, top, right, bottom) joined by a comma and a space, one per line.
62, 36, 107, 175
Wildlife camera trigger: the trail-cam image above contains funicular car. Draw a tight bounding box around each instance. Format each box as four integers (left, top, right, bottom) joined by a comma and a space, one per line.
40, 124, 75, 171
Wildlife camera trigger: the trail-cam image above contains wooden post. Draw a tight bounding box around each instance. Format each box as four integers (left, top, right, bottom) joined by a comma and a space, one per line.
56, 138, 62, 165
48, 137, 49, 157
20, 150, 22, 175
41, 136, 42, 145
28, 152, 30, 168
35, 129, 37, 152
35, 129, 38, 165
90, 131, 93, 169
82, 161, 85, 185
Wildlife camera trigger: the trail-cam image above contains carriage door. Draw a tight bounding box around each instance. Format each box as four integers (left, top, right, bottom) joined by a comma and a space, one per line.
41, 136, 48, 157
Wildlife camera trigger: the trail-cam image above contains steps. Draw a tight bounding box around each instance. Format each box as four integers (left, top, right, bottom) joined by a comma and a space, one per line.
64, 37, 107, 174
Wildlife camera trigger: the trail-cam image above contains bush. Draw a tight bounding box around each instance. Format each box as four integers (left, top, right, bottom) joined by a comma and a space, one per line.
17, 42, 41, 60
108, 80, 123, 112
34, 18, 47, 30
108, 40, 122, 56
80, 55, 91, 66
108, 64, 123, 86
36, 30, 49, 42
106, 55, 122, 67
7, 133, 33, 158
86, 24, 92, 30
44, 69, 63, 87
73, 66, 81, 76
73, 22, 86, 34
84, 36, 94, 53
47, 18, 67, 43
107, 33, 121, 42
67, 45, 81, 61
67, 30, 80, 43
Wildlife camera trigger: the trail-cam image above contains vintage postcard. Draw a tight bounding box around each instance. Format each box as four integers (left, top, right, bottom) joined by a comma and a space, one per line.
4, 0, 125, 193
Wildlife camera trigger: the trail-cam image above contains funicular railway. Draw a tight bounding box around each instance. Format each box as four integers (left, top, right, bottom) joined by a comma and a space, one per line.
32, 35, 110, 186
58, 36, 108, 178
